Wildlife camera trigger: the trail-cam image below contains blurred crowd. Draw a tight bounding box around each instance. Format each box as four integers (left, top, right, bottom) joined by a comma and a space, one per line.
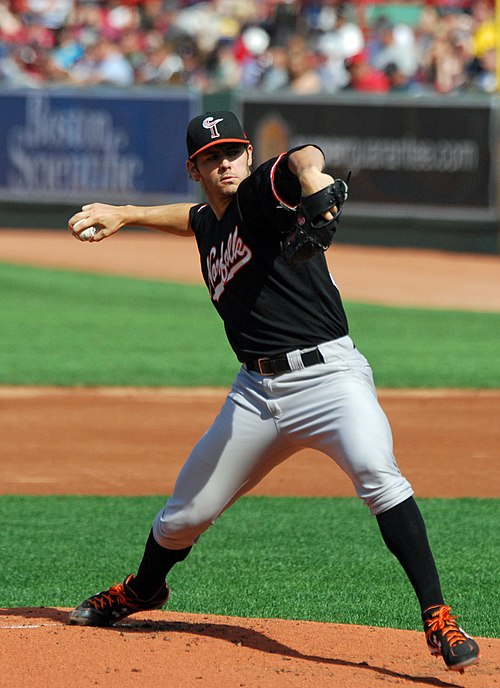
0, 0, 497, 95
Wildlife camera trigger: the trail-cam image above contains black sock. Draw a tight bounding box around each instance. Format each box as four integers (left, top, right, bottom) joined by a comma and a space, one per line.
376, 496, 444, 613
129, 529, 191, 599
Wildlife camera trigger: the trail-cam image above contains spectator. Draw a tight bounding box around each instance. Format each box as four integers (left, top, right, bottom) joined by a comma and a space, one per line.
22, 0, 73, 31
260, 43, 289, 91
384, 61, 412, 92
369, 17, 419, 81
425, 12, 472, 93
0, 43, 42, 85
70, 2, 109, 46
70, 36, 134, 85
468, 0, 497, 92
0, 0, 23, 40
118, 27, 148, 74
344, 50, 390, 92
472, 45, 496, 92
284, 34, 323, 94
471, 0, 495, 57
175, 35, 210, 91
49, 25, 83, 71
205, 38, 241, 92
136, 37, 183, 85
0, 0, 495, 96
414, 4, 441, 89
234, 25, 271, 89
316, 3, 365, 92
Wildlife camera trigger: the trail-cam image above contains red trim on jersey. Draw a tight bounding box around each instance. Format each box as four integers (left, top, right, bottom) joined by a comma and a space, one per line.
270, 153, 298, 211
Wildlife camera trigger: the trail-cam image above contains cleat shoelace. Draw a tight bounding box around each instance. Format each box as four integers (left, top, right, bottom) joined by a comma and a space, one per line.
425, 605, 467, 648
89, 583, 127, 610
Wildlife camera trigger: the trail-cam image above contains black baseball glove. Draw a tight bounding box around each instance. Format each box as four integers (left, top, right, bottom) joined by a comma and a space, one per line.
282, 173, 351, 265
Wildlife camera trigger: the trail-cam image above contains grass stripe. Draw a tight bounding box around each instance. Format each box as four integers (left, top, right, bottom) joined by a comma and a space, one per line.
2, 263, 500, 388
1, 495, 498, 637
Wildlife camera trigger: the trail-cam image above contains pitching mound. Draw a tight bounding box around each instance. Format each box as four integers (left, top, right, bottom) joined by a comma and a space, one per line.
1, 607, 498, 687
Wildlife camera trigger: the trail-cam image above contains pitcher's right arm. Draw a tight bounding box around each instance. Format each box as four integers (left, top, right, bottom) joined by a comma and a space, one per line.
68, 202, 196, 242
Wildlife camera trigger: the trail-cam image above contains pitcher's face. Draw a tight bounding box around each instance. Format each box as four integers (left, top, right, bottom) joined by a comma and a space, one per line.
188, 143, 253, 199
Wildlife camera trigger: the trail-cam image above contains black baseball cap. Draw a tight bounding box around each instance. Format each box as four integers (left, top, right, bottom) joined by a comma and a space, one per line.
186, 111, 250, 160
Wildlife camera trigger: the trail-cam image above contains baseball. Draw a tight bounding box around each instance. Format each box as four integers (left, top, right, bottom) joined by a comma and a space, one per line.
79, 226, 97, 241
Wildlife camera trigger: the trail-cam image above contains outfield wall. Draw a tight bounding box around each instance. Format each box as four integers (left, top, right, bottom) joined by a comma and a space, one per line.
0, 88, 499, 254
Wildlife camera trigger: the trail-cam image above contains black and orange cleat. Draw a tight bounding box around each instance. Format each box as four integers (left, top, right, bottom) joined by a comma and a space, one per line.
423, 604, 480, 673
68, 574, 169, 627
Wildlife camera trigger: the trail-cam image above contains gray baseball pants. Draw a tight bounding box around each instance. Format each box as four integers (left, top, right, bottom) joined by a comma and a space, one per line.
153, 336, 414, 550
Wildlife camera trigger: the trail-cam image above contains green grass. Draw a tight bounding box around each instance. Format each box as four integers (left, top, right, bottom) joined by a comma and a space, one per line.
1, 495, 498, 637
0, 263, 236, 386
1, 262, 500, 388
347, 303, 500, 388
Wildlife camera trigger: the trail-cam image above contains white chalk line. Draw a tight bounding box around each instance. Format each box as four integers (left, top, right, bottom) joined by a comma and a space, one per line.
0, 623, 64, 629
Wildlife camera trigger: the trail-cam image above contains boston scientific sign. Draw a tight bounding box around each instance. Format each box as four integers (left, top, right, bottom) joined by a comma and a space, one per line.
0, 89, 198, 204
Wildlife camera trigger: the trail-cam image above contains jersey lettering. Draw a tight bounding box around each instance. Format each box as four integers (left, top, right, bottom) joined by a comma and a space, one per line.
207, 225, 252, 302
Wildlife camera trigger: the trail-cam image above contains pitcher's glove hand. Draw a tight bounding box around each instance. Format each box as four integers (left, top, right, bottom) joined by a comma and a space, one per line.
282, 174, 350, 266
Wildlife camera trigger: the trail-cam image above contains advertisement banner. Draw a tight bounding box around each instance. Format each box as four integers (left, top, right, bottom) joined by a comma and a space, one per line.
0, 89, 199, 204
242, 95, 495, 221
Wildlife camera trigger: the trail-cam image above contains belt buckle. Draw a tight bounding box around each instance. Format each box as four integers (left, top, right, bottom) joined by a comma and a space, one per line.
257, 358, 273, 375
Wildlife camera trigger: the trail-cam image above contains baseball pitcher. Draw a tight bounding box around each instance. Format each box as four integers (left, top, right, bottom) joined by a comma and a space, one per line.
67, 111, 479, 674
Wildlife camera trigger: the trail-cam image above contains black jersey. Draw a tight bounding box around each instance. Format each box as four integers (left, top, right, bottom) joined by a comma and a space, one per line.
189, 147, 349, 362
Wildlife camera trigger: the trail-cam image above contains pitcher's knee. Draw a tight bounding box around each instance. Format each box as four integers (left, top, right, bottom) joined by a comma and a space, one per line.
359, 478, 414, 516
153, 501, 215, 550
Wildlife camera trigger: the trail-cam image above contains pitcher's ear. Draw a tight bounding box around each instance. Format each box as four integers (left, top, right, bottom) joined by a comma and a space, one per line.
186, 159, 200, 181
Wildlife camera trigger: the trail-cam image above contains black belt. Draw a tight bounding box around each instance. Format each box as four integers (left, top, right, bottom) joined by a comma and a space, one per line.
245, 347, 324, 376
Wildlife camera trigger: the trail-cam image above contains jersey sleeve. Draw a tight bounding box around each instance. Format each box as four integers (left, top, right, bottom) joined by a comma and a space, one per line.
269, 144, 324, 209
237, 144, 324, 219
188, 203, 209, 237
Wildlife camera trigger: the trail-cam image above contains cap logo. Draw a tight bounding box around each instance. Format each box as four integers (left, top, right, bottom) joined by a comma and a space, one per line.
202, 116, 224, 139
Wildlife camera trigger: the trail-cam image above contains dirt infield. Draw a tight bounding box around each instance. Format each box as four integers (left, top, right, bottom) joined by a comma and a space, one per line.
2, 229, 500, 311
1, 230, 499, 687
1, 386, 499, 498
